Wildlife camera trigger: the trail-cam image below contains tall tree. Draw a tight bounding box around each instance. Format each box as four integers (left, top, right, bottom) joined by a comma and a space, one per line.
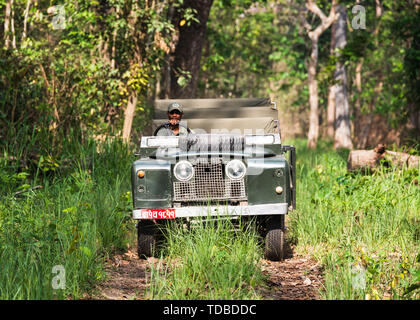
4, 0, 12, 49
353, 0, 383, 148
326, 17, 336, 139
122, 1, 175, 142
301, 0, 338, 149
333, 4, 353, 149
170, 0, 214, 98
22, 0, 31, 40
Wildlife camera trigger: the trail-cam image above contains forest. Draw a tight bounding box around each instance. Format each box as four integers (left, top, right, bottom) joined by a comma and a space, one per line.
0, 0, 419, 300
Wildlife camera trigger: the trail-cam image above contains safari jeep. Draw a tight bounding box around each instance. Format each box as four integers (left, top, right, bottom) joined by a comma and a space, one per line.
131, 98, 296, 261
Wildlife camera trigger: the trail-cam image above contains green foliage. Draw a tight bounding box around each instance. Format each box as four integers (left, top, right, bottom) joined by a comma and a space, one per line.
287, 138, 420, 300
199, 0, 307, 101
323, 0, 420, 134
0, 137, 134, 299
1, 0, 419, 300
0, 0, 178, 157
198, 0, 419, 146
148, 218, 265, 300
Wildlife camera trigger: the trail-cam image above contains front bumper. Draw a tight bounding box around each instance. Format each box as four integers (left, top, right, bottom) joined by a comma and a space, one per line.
133, 203, 290, 219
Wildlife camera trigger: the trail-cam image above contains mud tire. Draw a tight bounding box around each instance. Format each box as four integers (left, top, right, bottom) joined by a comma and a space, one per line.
264, 215, 285, 261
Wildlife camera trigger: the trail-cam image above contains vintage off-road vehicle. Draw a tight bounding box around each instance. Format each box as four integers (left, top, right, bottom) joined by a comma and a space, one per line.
131, 98, 296, 261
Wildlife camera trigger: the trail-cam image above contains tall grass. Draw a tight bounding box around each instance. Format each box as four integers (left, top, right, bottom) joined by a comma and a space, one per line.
147, 217, 266, 300
147, 138, 418, 300
286, 139, 419, 300
3, 130, 417, 300
0, 134, 135, 299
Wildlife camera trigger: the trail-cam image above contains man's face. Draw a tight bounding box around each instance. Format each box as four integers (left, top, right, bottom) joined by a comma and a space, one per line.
168, 110, 183, 126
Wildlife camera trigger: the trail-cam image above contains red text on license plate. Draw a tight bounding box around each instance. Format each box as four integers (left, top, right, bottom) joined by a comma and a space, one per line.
140, 209, 176, 219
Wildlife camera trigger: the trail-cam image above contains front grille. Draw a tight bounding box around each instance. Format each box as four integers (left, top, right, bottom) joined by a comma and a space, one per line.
173, 158, 247, 202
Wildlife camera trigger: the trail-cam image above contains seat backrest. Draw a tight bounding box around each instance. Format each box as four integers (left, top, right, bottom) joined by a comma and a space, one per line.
153, 98, 279, 134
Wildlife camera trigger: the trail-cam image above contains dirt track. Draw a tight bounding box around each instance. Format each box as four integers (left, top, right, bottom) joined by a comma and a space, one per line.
93, 242, 324, 300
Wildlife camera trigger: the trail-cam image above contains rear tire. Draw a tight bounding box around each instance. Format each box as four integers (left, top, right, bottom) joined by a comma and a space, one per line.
264, 215, 285, 261
137, 220, 158, 258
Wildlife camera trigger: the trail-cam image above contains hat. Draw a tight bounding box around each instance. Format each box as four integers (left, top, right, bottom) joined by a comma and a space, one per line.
168, 102, 183, 113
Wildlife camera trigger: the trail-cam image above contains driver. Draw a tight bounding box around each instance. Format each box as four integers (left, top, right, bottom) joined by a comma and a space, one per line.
154, 102, 192, 136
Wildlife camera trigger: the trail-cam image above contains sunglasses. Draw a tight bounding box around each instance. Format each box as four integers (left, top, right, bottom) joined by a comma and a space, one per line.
169, 110, 182, 115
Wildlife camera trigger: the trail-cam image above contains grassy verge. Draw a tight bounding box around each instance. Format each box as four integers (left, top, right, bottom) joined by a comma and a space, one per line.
286, 139, 419, 300
147, 217, 266, 300
2, 132, 417, 300
0, 138, 135, 299
145, 138, 418, 300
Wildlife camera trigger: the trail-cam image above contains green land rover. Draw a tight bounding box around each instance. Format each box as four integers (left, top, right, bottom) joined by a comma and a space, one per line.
131, 98, 296, 261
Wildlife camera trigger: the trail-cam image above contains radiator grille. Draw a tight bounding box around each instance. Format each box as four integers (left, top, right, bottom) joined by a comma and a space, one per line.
173, 158, 246, 202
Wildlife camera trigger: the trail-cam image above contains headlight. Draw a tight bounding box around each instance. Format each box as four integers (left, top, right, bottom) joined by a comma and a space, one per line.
174, 161, 194, 181
225, 160, 246, 180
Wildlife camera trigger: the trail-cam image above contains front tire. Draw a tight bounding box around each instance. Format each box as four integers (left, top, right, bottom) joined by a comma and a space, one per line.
264, 215, 285, 261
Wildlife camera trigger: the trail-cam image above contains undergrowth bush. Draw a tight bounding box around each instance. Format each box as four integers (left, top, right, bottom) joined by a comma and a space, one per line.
0, 137, 135, 299
287, 139, 419, 300
147, 217, 265, 300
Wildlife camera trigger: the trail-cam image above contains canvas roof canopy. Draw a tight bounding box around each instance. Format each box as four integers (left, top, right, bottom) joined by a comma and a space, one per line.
153, 98, 279, 134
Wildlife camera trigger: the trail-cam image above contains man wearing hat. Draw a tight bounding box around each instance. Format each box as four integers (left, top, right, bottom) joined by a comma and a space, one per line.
154, 102, 192, 136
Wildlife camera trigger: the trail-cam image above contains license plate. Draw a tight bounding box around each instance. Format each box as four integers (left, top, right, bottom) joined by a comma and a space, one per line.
140, 209, 176, 219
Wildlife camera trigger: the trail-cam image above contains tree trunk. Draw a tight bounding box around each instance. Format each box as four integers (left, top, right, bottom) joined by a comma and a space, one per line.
159, 6, 176, 99
22, 0, 31, 40
304, 0, 338, 149
353, 59, 363, 142
170, 0, 213, 98
383, 150, 420, 170
4, 0, 12, 49
334, 5, 353, 150
355, 0, 383, 148
122, 93, 138, 142
348, 144, 420, 172
326, 19, 336, 139
120, 2, 142, 144
10, 0, 16, 49
347, 145, 385, 173
351, 0, 363, 146
268, 2, 283, 103
307, 38, 319, 149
